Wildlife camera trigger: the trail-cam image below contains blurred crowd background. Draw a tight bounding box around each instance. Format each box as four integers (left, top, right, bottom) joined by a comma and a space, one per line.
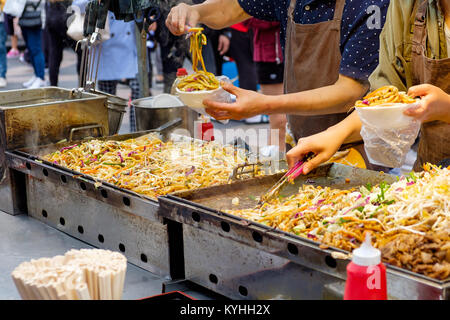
0, 0, 288, 156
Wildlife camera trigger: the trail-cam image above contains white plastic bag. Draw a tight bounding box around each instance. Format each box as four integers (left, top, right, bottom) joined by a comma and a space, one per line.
3, 0, 26, 17
356, 103, 421, 168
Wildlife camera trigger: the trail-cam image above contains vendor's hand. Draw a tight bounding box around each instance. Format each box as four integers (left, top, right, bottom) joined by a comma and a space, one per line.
166, 3, 200, 35
217, 35, 230, 55
405, 84, 450, 123
204, 82, 269, 120
286, 129, 345, 175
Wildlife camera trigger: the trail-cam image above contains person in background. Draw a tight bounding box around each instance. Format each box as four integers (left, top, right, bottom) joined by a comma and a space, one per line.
155, 0, 190, 93
72, 0, 140, 132
226, 21, 260, 124
286, 84, 450, 174
4, 13, 19, 58
146, 27, 157, 96
96, 14, 140, 132
247, 18, 286, 155
20, 0, 47, 89
286, 0, 450, 173
0, 1, 7, 87
45, 0, 72, 86
166, 0, 390, 172
207, 27, 230, 76
154, 46, 164, 84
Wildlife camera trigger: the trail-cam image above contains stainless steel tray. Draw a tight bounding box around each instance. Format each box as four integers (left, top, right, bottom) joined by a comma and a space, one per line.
0, 87, 108, 216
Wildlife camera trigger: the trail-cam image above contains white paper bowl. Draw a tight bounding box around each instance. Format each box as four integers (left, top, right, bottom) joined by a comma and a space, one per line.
175, 86, 222, 113
355, 102, 420, 129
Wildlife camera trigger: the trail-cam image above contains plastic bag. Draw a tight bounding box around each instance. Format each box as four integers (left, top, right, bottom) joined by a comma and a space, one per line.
3, 0, 26, 17
356, 103, 421, 168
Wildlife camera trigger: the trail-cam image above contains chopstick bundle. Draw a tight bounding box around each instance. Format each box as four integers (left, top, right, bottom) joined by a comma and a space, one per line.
11, 249, 127, 300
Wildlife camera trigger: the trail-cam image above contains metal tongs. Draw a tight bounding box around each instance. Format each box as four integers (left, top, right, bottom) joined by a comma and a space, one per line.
76, 0, 109, 91
258, 152, 315, 205
77, 29, 102, 91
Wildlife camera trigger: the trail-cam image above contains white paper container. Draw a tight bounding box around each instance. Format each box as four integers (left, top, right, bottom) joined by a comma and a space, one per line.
175, 75, 232, 119
176, 86, 223, 114
355, 102, 420, 129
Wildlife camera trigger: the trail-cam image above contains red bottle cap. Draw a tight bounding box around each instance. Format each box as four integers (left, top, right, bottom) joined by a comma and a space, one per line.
177, 68, 188, 77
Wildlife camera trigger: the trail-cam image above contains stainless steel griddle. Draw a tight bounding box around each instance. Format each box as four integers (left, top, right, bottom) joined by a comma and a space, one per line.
158, 164, 450, 300
4, 123, 449, 299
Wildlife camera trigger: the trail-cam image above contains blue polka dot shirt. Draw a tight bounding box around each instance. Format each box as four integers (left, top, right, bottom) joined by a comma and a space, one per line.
237, 0, 390, 81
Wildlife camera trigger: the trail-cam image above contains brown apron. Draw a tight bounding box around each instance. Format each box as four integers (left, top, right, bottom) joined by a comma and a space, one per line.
283, 0, 382, 169
412, 0, 450, 170
284, 0, 348, 140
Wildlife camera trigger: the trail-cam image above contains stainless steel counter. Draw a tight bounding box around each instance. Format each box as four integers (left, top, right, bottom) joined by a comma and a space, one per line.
0, 212, 214, 300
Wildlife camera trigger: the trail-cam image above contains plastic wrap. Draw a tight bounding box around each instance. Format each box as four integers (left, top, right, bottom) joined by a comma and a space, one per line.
356, 103, 421, 168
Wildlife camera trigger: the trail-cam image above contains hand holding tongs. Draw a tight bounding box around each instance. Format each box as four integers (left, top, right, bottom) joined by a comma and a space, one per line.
258, 152, 315, 205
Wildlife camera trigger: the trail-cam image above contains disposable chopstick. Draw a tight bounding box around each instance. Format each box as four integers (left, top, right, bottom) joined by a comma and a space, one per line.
11, 274, 28, 300
118, 266, 126, 300
92, 268, 99, 300
86, 267, 95, 299
12, 249, 127, 300
111, 268, 121, 300
45, 282, 59, 300
99, 271, 112, 300
27, 280, 41, 300
76, 283, 91, 300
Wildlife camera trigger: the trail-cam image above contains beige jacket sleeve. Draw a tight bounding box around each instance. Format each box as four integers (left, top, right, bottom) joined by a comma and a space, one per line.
368, 0, 417, 92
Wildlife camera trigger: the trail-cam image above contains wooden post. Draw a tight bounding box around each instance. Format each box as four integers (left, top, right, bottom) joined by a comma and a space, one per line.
135, 23, 150, 98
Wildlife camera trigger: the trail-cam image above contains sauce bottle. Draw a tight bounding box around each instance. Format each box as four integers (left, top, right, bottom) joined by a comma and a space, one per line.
170, 68, 189, 95
196, 115, 214, 141
344, 233, 387, 300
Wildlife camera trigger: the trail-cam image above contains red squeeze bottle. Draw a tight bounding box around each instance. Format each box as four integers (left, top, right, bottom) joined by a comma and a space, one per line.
196, 117, 215, 141
344, 233, 387, 300
176, 68, 188, 77
201, 122, 214, 141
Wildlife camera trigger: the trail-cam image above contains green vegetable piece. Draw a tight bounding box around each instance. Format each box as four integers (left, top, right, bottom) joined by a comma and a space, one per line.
102, 162, 125, 167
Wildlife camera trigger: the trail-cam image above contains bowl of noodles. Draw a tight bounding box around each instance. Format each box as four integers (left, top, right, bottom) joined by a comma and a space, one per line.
175, 74, 231, 114
354, 86, 420, 129
175, 27, 232, 116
